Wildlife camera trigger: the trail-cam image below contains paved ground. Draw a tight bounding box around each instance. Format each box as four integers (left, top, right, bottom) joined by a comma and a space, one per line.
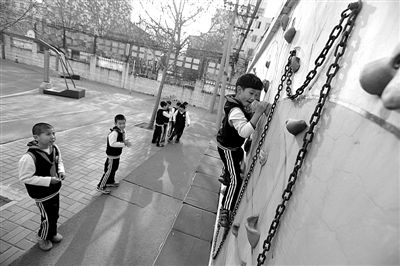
0, 59, 221, 265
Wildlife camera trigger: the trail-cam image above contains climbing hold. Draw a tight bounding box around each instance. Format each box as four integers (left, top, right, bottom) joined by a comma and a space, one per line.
381, 73, 400, 110
290, 56, 301, 73
232, 223, 240, 237
284, 27, 296, 43
280, 14, 289, 30
286, 119, 308, 135
263, 80, 270, 93
265, 60, 271, 68
359, 45, 400, 96
245, 215, 260, 248
259, 150, 267, 165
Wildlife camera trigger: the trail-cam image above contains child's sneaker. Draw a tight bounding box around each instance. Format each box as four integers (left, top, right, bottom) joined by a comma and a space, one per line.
51, 233, 63, 243
219, 208, 231, 228
37, 238, 53, 251
106, 182, 120, 187
96, 187, 111, 194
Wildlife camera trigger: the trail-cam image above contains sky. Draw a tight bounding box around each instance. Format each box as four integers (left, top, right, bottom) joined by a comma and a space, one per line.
130, 0, 223, 36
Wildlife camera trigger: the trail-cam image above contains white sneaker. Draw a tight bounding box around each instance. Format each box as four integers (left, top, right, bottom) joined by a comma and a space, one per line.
38, 238, 53, 251
51, 233, 63, 243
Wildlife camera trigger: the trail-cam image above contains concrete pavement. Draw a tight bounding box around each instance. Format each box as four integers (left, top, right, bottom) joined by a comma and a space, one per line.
0, 59, 222, 265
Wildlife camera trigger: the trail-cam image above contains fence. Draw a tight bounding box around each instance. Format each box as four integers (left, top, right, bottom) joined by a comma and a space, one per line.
1, 32, 227, 110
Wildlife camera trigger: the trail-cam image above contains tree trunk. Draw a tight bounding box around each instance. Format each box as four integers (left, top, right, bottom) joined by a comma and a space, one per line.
148, 27, 177, 128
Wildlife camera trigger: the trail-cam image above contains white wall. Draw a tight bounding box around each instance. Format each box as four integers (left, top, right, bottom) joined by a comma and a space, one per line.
213, 0, 399, 265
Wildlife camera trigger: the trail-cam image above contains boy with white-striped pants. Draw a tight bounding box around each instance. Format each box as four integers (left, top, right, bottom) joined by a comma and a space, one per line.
18, 123, 66, 251
97, 114, 131, 194
216, 74, 270, 227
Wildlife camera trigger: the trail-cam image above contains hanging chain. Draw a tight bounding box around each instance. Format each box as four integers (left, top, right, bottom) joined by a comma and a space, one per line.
257, 2, 361, 265
212, 51, 295, 259
285, 4, 356, 99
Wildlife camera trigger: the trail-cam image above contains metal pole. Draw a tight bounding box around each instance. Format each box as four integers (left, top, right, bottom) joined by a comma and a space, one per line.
44, 49, 50, 83
208, 28, 229, 113
215, 2, 237, 130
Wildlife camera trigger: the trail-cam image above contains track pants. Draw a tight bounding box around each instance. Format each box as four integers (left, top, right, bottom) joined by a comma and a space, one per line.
152, 124, 164, 145
217, 146, 244, 211
36, 194, 59, 240
98, 157, 120, 188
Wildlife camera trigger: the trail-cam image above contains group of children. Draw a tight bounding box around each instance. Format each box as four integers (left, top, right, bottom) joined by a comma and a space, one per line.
151, 100, 191, 147
17, 73, 269, 252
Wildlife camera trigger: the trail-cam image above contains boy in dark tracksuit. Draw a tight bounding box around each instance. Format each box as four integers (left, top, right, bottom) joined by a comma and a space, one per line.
152, 101, 169, 147
216, 73, 270, 227
18, 123, 66, 251
168, 103, 190, 143
97, 114, 131, 194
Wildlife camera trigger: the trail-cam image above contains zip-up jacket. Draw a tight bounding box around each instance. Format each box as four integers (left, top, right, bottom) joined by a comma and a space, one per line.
106, 126, 124, 156
217, 95, 252, 149
24, 141, 61, 201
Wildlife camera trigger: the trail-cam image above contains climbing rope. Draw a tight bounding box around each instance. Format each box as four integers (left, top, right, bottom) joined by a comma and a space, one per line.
286, 2, 361, 99
257, 2, 362, 265
212, 0, 362, 262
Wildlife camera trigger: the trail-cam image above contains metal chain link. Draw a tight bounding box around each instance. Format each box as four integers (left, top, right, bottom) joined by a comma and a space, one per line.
285, 5, 355, 99
257, 2, 361, 265
212, 51, 295, 260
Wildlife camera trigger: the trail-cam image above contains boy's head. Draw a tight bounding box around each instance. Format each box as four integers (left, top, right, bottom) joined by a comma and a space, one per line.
178, 104, 186, 112
114, 114, 126, 130
235, 73, 263, 107
32, 123, 55, 148
166, 100, 171, 107
160, 101, 168, 109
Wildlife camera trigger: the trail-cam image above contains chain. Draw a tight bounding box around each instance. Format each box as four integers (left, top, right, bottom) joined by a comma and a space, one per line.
257, 2, 361, 265
212, 51, 295, 260
285, 5, 355, 99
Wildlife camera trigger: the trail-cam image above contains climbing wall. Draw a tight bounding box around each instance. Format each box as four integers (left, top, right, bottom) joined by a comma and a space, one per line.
211, 0, 399, 265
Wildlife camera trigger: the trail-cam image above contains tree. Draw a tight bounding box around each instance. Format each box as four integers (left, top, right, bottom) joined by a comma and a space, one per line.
137, 0, 212, 128
0, 0, 39, 33
81, 0, 132, 37
42, 0, 86, 48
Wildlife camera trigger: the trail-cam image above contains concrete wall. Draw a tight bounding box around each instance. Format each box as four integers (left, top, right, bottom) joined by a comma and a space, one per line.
213, 0, 399, 265
2, 33, 222, 110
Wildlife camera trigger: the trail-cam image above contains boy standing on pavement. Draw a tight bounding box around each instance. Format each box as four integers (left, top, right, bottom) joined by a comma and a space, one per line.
168, 102, 190, 143
152, 101, 170, 147
167, 101, 180, 138
216, 73, 270, 227
160, 100, 172, 144
18, 123, 66, 251
97, 114, 131, 194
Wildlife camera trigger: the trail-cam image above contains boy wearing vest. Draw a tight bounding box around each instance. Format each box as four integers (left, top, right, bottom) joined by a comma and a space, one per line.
167, 101, 180, 138
18, 123, 66, 251
168, 102, 190, 143
216, 73, 270, 227
97, 114, 131, 194
160, 100, 172, 144
151, 101, 170, 147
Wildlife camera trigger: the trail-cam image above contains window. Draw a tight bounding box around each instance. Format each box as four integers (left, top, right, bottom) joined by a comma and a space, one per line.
256, 21, 262, 29
247, 49, 254, 57
251, 35, 257, 42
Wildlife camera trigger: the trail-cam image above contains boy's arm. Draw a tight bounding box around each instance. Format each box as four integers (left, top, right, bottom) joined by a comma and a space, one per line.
108, 131, 125, 148
186, 112, 191, 126
53, 144, 65, 174
229, 107, 263, 138
162, 110, 170, 118
18, 154, 52, 186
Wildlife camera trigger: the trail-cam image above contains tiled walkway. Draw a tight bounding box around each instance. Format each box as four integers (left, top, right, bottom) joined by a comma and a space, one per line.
0, 60, 218, 265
